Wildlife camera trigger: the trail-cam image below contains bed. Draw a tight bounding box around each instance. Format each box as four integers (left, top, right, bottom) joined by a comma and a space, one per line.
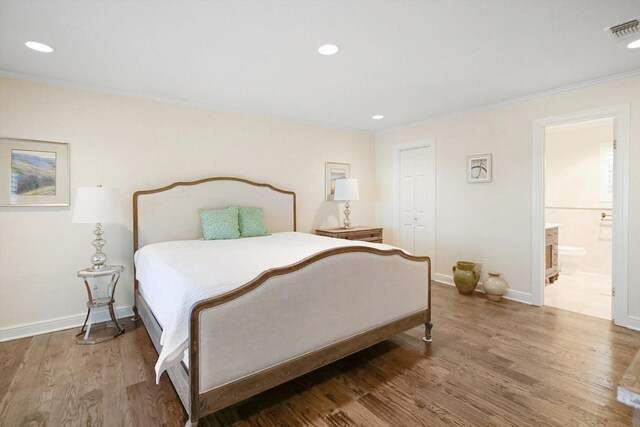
132, 177, 432, 426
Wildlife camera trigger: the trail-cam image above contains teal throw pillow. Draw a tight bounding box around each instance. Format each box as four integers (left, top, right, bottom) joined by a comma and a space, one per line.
199, 207, 240, 240
238, 207, 269, 237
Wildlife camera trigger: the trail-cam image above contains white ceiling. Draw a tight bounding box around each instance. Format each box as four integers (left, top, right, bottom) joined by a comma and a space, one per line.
0, 0, 639, 131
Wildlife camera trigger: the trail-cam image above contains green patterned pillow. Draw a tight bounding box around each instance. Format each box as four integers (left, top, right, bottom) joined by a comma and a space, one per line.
238, 207, 269, 237
198, 207, 240, 240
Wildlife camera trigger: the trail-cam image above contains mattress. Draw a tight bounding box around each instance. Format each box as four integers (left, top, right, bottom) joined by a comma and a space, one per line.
134, 231, 398, 382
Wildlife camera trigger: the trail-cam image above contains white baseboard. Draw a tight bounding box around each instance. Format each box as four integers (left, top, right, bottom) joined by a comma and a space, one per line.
0, 306, 134, 342
434, 273, 534, 305
622, 315, 640, 331
435, 274, 638, 328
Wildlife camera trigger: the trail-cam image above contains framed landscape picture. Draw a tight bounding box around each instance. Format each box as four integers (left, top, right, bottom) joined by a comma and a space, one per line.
467, 154, 492, 183
0, 138, 70, 206
325, 162, 350, 201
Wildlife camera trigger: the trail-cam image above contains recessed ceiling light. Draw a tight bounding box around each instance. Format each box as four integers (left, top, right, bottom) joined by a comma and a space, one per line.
371, 115, 384, 120
318, 44, 339, 56
627, 38, 640, 49
25, 41, 54, 53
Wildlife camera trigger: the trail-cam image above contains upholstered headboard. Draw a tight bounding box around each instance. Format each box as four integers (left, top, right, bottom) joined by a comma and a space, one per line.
133, 177, 296, 252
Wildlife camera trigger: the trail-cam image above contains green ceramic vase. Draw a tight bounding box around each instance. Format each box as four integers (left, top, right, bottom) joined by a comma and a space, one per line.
453, 261, 480, 295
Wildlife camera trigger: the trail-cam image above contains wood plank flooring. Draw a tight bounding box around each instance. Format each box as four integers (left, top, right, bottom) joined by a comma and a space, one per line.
1, 283, 638, 426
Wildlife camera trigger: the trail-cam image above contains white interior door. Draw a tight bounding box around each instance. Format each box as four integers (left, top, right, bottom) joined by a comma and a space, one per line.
400, 149, 416, 252
399, 145, 435, 257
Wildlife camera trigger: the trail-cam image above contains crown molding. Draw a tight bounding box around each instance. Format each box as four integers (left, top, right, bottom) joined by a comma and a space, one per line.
377, 68, 640, 135
0, 69, 372, 135
1, 67, 638, 136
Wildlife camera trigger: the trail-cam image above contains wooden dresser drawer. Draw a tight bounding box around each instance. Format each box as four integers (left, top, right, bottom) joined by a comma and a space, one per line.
345, 230, 382, 242
315, 226, 383, 243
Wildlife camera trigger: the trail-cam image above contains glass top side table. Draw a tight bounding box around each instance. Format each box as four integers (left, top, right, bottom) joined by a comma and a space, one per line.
76, 265, 125, 344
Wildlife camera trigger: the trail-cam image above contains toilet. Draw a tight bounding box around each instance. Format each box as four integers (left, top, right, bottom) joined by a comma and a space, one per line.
558, 245, 586, 275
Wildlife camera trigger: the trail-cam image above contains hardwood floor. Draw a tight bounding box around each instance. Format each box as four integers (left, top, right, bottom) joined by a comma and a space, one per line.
1, 283, 638, 426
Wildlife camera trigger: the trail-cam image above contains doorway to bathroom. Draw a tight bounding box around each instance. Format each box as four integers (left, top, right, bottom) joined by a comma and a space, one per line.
543, 117, 614, 319
532, 104, 631, 328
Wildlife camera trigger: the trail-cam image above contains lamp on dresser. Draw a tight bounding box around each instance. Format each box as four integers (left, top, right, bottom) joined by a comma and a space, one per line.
72, 185, 122, 270
333, 178, 359, 229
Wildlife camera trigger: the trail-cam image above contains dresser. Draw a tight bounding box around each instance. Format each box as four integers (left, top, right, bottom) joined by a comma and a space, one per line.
315, 226, 383, 244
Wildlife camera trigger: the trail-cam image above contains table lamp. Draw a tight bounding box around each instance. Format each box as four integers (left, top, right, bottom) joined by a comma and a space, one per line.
72, 185, 122, 270
333, 178, 359, 229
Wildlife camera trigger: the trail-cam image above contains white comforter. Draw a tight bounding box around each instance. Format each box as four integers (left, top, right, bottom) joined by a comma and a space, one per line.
134, 231, 396, 382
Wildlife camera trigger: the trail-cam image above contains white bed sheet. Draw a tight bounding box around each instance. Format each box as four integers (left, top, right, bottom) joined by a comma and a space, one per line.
134, 231, 398, 382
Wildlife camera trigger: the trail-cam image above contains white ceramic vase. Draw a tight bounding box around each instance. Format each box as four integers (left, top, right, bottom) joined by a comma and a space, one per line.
484, 272, 507, 301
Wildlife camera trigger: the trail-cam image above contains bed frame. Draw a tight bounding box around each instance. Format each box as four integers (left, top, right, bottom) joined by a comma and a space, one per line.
132, 177, 432, 426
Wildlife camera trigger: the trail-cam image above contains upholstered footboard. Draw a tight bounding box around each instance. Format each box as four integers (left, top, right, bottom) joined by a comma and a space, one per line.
186, 246, 431, 425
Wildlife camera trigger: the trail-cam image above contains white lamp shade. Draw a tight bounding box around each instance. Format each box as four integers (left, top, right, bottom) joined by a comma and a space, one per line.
333, 178, 359, 201
72, 187, 122, 223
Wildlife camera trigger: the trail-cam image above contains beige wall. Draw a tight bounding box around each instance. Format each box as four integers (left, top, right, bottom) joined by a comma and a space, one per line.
2, 74, 639, 335
0, 77, 375, 334
375, 77, 639, 319
545, 119, 614, 276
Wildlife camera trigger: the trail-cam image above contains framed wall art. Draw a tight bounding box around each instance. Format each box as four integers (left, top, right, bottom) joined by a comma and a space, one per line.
0, 138, 70, 206
325, 162, 350, 201
467, 154, 492, 183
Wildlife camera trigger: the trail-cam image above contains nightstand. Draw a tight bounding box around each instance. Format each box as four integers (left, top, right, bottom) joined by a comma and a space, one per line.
76, 265, 125, 345
315, 226, 383, 243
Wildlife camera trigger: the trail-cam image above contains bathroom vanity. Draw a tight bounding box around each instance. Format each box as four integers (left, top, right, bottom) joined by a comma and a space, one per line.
545, 223, 560, 284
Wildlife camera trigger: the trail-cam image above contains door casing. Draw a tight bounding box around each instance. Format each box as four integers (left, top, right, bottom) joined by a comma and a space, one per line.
531, 104, 632, 328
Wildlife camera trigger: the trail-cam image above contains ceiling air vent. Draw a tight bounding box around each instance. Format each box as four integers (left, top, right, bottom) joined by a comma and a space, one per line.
604, 17, 640, 40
